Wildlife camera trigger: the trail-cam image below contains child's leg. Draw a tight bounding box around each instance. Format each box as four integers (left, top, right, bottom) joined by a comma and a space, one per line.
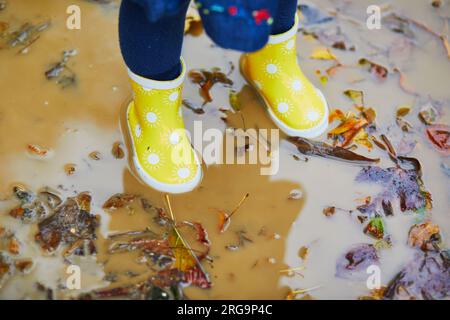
118, 0, 190, 81
240, 0, 329, 138
119, 0, 202, 194
271, 0, 298, 35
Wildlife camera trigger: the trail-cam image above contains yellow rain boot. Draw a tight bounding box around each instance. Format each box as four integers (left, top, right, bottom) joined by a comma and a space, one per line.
126, 58, 202, 194
240, 15, 329, 138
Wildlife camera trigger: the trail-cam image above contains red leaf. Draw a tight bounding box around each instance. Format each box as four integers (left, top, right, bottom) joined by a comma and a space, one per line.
426, 124, 450, 156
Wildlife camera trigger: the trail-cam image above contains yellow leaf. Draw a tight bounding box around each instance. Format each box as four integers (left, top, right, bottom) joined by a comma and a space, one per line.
344, 90, 364, 105
169, 231, 196, 271
353, 130, 373, 150
396, 105, 411, 118
319, 75, 328, 86
310, 47, 337, 61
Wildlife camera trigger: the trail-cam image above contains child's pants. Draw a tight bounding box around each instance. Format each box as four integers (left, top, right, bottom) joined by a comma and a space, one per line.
119, 0, 298, 81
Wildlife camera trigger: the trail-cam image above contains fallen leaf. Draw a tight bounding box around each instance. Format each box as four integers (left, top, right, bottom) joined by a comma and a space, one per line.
289, 137, 379, 165
396, 105, 411, 118
408, 221, 441, 251
229, 90, 241, 112
218, 211, 231, 233
89, 151, 101, 160
310, 47, 338, 60
323, 206, 336, 217
344, 90, 364, 106
64, 163, 76, 176
426, 124, 450, 156
364, 216, 385, 239
298, 246, 309, 260
102, 193, 137, 210
359, 58, 388, 80
188, 68, 233, 105
111, 142, 125, 159
336, 243, 379, 280
27, 144, 51, 158
418, 103, 438, 125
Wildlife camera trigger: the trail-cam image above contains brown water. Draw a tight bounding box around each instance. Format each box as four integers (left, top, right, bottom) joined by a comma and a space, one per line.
0, 0, 449, 299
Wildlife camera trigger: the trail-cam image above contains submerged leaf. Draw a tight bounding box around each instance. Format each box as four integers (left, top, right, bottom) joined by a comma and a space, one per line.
364, 216, 385, 239
111, 141, 125, 159
425, 124, 450, 156
102, 193, 137, 210
356, 159, 432, 214
310, 47, 337, 60
359, 58, 388, 80
344, 90, 364, 106
408, 221, 441, 251
396, 105, 411, 118
336, 244, 379, 280
289, 137, 379, 165
35, 194, 98, 252
384, 252, 449, 300
188, 68, 233, 104
418, 103, 438, 125
383, 13, 415, 38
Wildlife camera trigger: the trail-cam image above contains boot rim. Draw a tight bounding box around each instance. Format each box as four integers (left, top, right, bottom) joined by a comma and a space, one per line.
268, 14, 299, 45
127, 57, 186, 90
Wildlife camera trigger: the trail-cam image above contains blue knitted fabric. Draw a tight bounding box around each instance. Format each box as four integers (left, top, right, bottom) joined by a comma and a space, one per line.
119, 0, 297, 80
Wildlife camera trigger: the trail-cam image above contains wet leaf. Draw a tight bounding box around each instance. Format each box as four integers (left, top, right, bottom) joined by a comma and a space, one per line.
45, 49, 77, 89
111, 141, 125, 159
88, 151, 101, 160
35, 195, 98, 252
396, 105, 411, 118
298, 246, 309, 260
0, 253, 12, 289
344, 90, 364, 106
182, 99, 205, 115
364, 216, 385, 240
374, 238, 393, 250
383, 13, 415, 38
229, 90, 241, 112
289, 137, 379, 165
384, 252, 449, 300
14, 259, 33, 273
102, 193, 137, 210
359, 287, 387, 300
310, 47, 337, 60
64, 163, 76, 176
418, 103, 438, 125
27, 144, 51, 158
328, 106, 375, 149
408, 221, 441, 251
426, 124, 450, 156
188, 68, 233, 105
182, 266, 212, 289
356, 160, 432, 214
322, 206, 336, 217
336, 244, 379, 280
359, 58, 388, 80
184, 8, 203, 36
218, 211, 231, 234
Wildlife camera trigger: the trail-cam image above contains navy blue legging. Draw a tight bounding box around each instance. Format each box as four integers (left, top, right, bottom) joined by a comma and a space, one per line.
119, 0, 298, 81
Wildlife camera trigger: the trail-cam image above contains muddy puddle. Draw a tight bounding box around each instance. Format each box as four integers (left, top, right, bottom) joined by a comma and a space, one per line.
0, 0, 449, 300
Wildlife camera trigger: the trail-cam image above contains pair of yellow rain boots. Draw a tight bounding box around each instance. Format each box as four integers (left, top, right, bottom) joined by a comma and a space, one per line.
125, 16, 328, 193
